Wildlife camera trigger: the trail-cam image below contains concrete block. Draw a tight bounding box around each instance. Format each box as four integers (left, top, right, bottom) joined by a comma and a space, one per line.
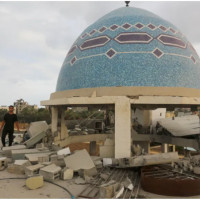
50, 154, 58, 161
61, 167, 74, 180
103, 158, 112, 166
3, 145, 26, 158
25, 153, 51, 164
7, 164, 24, 174
0, 157, 8, 169
64, 149, 95, 171
24, 131, 46, 148
25, 164, 44, 177
12, 149, 50, 160
38, 155, 49, 163
39, 164, 61, 181
7, 160, 31, 174
100, 145, 114, 158
99, 180, 119, 198
57, 147, 71, 156
26, 176, 44, 190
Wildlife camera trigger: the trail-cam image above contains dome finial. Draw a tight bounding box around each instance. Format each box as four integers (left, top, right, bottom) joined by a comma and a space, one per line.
125, 1, 130, 7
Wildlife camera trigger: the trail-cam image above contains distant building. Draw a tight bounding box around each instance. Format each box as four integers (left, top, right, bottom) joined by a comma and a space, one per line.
0, 105, 17, 113
14, 99, 38, 114
0, 105, 9, 111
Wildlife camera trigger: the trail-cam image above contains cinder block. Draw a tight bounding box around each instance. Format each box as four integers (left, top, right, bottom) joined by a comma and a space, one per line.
25, 164, 44, 177
39, 164, 61, 181
8, 160, 32, 174
26, 176, 44, 190
38, 155, 49, 163
0, 157, 8, 169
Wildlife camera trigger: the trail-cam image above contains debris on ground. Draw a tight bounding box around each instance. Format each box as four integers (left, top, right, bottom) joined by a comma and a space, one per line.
1, 121, 200, 198
25, 176, 44, 190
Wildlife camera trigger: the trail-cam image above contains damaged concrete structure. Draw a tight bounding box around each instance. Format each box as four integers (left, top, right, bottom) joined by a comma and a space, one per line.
41, 5, 200, 158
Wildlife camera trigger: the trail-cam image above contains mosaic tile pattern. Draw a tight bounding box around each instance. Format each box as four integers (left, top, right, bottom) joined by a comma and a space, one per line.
56, 7, 200, 92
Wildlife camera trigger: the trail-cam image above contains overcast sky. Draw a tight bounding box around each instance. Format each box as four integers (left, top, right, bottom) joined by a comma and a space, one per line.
1, 1, 200, 107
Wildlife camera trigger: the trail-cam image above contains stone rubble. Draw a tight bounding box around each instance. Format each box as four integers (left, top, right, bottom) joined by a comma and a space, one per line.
0, 122, 199, 198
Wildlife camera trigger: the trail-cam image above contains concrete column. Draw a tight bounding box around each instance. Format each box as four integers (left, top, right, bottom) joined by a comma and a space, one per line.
115, 98, 131, 158
172, 145, 176, 152
61, 109, 68, 139
89, 141, 97, 155
51, 106, 58, 133
161, 143, 169, 153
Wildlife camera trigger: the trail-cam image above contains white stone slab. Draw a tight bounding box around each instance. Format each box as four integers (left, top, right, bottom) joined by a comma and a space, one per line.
40, 164, 61, 173
57, 147, 71, 156
64, 149, 95, 171
103, 158, 112, 166
28, 121, 48, 137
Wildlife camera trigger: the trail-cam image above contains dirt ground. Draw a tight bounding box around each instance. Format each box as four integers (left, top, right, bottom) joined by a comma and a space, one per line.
0, 169, 87, 199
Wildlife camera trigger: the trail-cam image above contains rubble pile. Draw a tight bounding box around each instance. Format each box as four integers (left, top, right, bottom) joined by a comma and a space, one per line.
172, 154, 200, 175
1, 121, 199, 198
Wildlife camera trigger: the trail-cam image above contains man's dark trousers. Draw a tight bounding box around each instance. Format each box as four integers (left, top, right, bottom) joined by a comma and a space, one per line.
1, 128, 14, 147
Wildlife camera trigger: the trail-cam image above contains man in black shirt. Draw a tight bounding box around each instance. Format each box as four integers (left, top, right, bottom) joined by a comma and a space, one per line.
0, 105, 20, 147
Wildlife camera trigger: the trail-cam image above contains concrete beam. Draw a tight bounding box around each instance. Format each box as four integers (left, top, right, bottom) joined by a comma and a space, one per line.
54, 133, 111, 147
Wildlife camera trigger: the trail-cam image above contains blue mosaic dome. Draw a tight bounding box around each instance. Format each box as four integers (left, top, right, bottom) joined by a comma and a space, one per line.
56, 6, 200, 92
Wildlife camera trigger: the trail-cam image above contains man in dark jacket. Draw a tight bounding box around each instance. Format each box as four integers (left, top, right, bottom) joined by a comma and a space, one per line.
0, 105, 20, 147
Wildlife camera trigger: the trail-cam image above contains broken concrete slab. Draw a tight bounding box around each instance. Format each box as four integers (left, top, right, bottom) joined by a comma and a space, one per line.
7, 160, 31, 174
12, 149, 50, 160
61, 167, 74, 180
26, 176, 44, 190
24, 131, 46, 148
25, 153, 52, 164
39, 164, 61, 181
57, 147, 71, 156
25, 163, 44, 177
2, 145, 26, 158
99, 180, 120, 198
28, 121, 49, 138
64, 149, 95, 171
100, 145, 114, 158
118, 152, 179, 167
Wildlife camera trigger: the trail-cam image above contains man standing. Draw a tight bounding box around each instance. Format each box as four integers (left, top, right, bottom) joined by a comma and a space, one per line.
0, 105, 20, 147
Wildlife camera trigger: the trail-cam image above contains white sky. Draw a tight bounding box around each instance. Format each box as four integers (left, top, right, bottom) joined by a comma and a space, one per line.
0, 1, 200, 106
